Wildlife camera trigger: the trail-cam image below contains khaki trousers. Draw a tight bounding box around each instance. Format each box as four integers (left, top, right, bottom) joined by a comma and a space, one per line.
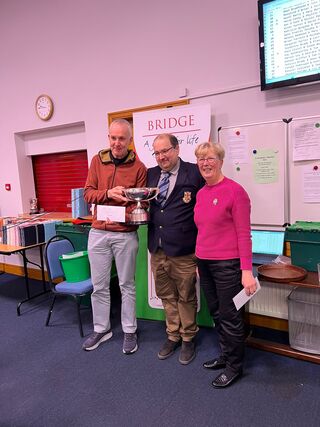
151, 249, 198, 342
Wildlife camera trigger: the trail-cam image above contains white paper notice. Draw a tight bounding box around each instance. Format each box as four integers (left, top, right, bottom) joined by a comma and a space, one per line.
292, 120, 320, 161
97, 205, 126, 222
226, 129, 249, 164
303, 166, 320, 203
233, 277, 261, 311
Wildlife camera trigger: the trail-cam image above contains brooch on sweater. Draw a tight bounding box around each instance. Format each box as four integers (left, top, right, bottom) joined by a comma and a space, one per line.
213, 198, 218, 205
182, 192, 192, 203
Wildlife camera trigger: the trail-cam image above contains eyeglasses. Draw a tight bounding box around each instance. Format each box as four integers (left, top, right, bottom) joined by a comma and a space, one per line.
152, 146, 175, 157
197, 157, 220, 164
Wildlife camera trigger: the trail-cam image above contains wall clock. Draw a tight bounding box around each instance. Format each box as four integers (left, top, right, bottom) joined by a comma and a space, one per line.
35, 94, 54, 120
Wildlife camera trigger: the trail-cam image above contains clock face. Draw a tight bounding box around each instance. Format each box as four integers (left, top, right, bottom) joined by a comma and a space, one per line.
35, 95, 54, 120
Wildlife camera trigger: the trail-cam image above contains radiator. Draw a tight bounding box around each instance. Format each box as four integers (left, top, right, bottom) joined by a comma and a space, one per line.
249, 281, 292, 319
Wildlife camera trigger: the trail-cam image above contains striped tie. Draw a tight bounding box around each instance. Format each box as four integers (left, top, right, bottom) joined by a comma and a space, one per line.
157, 172, 171, 206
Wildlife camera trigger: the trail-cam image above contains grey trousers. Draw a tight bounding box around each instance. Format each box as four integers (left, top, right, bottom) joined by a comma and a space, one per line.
88, 228, 139, 333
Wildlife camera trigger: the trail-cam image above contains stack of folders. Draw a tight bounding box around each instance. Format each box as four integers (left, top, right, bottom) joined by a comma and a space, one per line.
1, 218, 62, 247
2, 217, 23, 246
71, 188, 89, 219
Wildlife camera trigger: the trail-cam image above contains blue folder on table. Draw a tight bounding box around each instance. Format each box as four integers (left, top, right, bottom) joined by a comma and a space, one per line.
71, 188, 89, 219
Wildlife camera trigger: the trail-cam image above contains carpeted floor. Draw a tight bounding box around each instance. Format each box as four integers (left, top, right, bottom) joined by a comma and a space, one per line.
0, 274, 319, 427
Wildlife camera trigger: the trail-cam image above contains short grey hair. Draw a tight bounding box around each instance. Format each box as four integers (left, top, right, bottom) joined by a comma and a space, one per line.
195, 142, 225, 160
109, 119, 133, 138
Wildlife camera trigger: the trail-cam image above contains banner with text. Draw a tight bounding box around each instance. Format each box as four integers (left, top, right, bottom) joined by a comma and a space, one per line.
133, 103, 211, 167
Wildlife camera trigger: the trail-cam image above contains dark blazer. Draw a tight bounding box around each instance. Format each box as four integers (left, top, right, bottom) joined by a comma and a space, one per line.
147, 159, 205, 257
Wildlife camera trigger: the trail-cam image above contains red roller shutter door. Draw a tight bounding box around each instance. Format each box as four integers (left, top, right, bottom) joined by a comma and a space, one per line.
32, 151, 88, 212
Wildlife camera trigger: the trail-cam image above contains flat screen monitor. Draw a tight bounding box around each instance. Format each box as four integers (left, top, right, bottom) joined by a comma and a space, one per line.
251, 230, 285, 255
258, 0, 320, 90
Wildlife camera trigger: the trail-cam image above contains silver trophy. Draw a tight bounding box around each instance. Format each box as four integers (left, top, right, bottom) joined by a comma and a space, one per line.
29, 198, 39, 214
123, 187, 159, 224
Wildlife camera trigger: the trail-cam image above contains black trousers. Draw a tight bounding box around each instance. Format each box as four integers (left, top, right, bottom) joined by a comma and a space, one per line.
197, 258, 245, 374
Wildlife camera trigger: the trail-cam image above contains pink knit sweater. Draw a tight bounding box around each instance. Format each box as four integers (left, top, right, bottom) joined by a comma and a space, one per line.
194, 177, 252, 270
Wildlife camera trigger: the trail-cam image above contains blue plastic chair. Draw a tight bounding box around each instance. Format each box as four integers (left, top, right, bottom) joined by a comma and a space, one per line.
44, 235, 93, 337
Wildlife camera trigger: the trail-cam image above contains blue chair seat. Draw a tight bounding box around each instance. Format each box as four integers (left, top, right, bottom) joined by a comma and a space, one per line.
44, 235, 93, 336
56, 278, 93, 294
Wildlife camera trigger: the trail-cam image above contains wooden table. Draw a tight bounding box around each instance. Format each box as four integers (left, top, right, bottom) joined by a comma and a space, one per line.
247, 271, 320, 364
17, 212, 75, 221
0, 242, 48, 315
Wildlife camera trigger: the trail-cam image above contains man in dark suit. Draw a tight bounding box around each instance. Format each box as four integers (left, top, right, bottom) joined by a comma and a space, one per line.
147, 133, 204, 364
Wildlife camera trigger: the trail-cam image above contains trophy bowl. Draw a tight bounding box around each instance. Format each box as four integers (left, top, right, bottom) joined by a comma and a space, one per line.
123, 187, 159, 224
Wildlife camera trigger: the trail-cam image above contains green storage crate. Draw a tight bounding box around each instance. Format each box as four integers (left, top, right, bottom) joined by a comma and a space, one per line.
285, 221, 320, 271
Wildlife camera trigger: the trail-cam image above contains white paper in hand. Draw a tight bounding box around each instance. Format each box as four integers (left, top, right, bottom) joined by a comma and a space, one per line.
97, 205, 126, 222
233, 277, 261, 311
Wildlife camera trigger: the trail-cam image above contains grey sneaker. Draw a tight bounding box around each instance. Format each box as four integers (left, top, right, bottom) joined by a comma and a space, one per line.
158, 339, 181, 360
179, 340, 196, 365
123, 332, 138, 354
82, 330, 112, 351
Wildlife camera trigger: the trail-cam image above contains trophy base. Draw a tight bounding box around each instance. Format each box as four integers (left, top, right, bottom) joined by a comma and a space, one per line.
127, 210, 149, 225
126, 220, 149, 225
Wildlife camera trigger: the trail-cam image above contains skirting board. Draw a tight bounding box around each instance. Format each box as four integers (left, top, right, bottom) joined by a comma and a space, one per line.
246, 312, 289, 332
0, 262, 47, 281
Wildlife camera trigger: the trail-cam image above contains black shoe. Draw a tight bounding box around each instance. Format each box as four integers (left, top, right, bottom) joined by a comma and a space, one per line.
212, 370, 242, 388
203, 356, 226, 370
158, 339, 181, 360
179, 341, 196, 365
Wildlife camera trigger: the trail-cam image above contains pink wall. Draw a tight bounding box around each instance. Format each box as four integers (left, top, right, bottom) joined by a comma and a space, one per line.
0, 0, 320, 216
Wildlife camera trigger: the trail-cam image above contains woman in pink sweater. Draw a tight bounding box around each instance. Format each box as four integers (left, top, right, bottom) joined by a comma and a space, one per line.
194, 142, 256, 388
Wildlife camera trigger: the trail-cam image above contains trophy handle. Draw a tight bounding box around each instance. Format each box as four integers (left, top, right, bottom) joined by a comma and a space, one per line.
146, 188, 159, 201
